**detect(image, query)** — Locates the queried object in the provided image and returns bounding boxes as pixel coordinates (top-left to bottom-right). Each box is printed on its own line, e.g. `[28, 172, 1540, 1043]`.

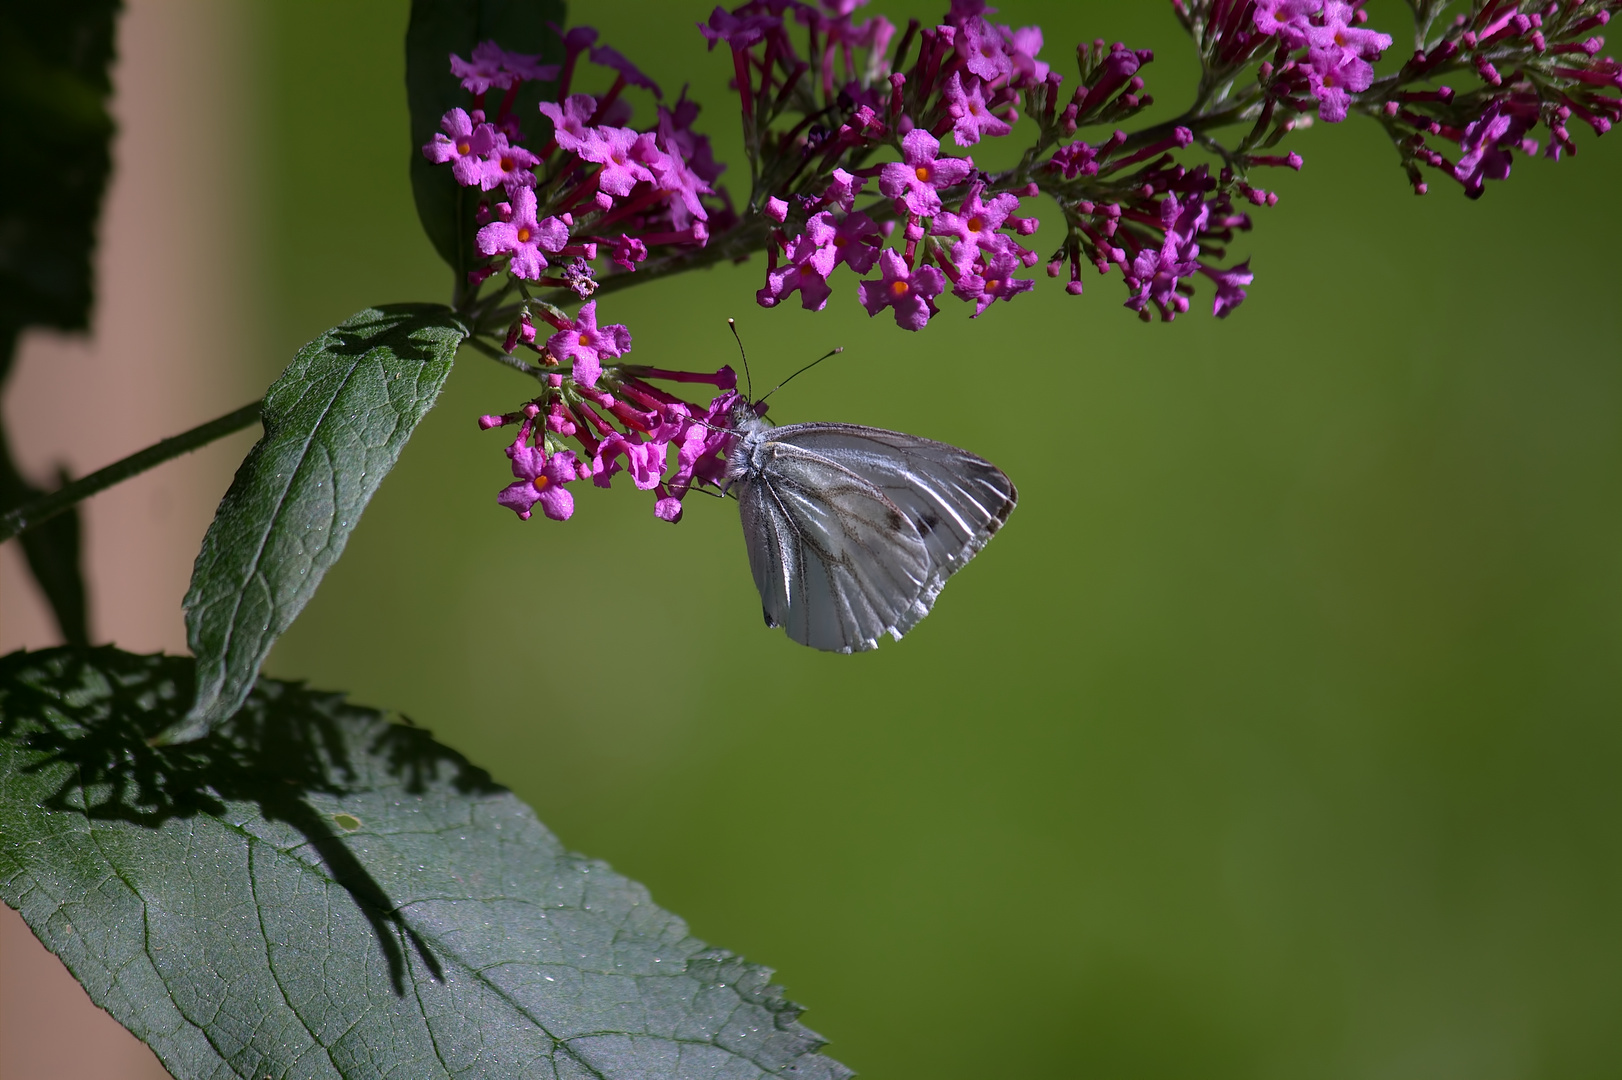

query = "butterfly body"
[725, 406, 1017, 652]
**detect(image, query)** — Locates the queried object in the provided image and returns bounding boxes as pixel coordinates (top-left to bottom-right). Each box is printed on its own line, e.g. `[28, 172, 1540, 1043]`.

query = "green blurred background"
[258, 2, 1622, 1077]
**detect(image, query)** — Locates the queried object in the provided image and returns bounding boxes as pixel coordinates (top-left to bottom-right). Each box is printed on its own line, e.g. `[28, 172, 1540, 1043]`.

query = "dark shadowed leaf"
[0, 446, 88, 645]
[0, 647, 851, 1080]
[0, 2, 119, 334]
[406, 0, 565, 300]
[173, 305, 465, 743]
[0, 3, 120, 642]
[0, 335, 87, 645]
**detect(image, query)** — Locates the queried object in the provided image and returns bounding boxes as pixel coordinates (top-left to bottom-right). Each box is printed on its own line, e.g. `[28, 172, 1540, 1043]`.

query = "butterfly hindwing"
[738, 439, 932, 652]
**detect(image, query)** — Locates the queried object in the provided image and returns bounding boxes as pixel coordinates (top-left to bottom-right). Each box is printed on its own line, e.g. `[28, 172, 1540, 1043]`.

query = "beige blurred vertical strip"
[0, 2, 262, 1078]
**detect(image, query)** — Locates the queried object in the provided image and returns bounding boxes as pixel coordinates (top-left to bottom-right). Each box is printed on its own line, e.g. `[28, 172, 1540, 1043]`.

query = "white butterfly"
[724, 402, 1017, 653]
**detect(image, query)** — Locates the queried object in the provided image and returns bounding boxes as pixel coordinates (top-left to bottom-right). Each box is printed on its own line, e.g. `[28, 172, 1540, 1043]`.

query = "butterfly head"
[728, 397, 771, 437]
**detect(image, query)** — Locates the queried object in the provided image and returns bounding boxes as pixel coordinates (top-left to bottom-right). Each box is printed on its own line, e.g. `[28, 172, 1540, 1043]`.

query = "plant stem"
[0, 401, 263, 544]
[530, 219, 776, 309]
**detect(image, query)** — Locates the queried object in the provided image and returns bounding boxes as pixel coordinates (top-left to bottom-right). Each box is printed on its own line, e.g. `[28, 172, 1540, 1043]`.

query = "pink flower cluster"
[421, 30, 731, 301]
[709, 0, 1267, 324]
[481, 340, 742, 524]
[713, 0, 1054, 330]
[1037, 120, 1264, 321]
[1250, 0, 1394, 122]
[1183, 0, 1621, 200]
[1381, 0, 1622, 196]
[421, 33, 748, 526]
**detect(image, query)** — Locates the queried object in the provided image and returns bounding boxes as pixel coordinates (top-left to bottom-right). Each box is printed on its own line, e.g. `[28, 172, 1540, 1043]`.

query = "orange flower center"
[517, 226, 532, 243]
[456, 140, 473, 155]
[532, 475, 550, 493]
[967, 215, 985, 232]
[915, 165, 932, 182]
[890, 279, 910, 296]
[986, 279, 1000, 291]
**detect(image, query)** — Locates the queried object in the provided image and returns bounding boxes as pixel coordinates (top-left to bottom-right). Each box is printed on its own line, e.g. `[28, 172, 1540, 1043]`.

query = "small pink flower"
[1001, 24, 1048, 84]
[1308, 1, 1393, 61]
[670, 390, 741, 495]
[539, 95, 598, 152]
[879, 129, 975, 216]
[698, 7, 778, 49]
[794, 210, 883, 278]
[823, 167, 865, 211]
[951, 248, 1034, 316]
[498, 443, 579, 521]
[931, 183, 1021, 270]
[1251, 0, 1318, 49]
[1304, 47, 1373, 122]
[653, 490, 684, 522]
[500, 48, 560, 84]
[960, 17, 1012, 83]
[1201, 260, 1253, 318]
[451, 42, 560, 94]
[757, 234, 833, 312]
[857, 249, 947, 331]
[943, 72, 1012, 147]
[593, 432, 667, 490]
[475, 188, 569, 279]
[423, 108, 497, 188]
[648, 121, 712, 227]
[577, 126, 657, 196]
[1049, 141, 1100, 179]
[481, 135, 540, 194]
[546, 301, 632, 388]
[450, 42, 512, 94]
[609, 233, 648, 271]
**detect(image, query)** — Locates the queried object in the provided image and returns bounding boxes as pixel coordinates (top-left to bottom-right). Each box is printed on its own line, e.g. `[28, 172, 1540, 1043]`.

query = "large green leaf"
[0, 647, 852, 1080]
[0, 2, 121, 643]
[406, 0, 565, 299]
[175, 305, 466, 743]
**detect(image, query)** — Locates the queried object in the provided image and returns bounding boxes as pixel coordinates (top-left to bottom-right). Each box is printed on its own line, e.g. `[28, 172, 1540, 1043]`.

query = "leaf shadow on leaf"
[0, 647, 500, 998]
[318, 304, 462, 366]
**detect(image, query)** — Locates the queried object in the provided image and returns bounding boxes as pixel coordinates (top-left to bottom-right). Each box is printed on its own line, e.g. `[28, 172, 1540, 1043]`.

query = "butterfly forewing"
[769, 424, 1018, 586]
[731, 419, 1016, 653]
[738, 440, 932, 652]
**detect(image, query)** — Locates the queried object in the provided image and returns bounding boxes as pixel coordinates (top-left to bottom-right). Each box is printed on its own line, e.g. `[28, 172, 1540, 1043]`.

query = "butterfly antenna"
[728, 318, 753, 401]
[760, 346, 843, 403]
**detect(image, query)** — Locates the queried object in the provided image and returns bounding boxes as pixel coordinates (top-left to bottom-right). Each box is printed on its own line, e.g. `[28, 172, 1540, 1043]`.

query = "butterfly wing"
[737, 440, 933, 653]
[769, 423, 1017, 637]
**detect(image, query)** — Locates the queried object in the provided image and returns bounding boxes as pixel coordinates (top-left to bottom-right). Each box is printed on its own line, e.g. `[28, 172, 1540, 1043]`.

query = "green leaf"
[406, 0, 565, 297]
[0, 646, 853, 1080]
[175, 305, 466, 743]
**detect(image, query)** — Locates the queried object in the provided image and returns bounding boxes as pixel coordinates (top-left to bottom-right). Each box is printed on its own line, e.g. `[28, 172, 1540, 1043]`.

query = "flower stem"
[467, 335, 548, 378]
[0, 401, 263, 544]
